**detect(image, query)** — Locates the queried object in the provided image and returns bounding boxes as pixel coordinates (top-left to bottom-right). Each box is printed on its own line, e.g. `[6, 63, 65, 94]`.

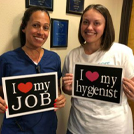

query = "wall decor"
[50, 19, 69, 48]
[25, 0, 53, 11]
[66, 0, 84, 15]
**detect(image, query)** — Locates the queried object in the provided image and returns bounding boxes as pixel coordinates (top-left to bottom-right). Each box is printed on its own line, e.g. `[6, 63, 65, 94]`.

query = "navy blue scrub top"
[0, 47, 62, 134]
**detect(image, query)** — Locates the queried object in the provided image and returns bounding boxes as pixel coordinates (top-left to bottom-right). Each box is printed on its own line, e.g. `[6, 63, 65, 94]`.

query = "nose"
[87, 24, 93, 30]
[37, 27, 44, 34]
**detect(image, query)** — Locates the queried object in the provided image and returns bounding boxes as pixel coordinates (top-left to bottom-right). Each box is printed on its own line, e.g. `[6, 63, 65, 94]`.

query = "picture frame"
[25, 0, 53, 11]
[50, 19, 69, 48]
[66, 0, 84, 15]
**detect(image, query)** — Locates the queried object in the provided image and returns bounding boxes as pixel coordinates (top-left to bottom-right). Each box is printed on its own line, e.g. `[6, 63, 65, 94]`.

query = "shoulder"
[43, 49, 61, 61]
[111, 42, 132, 53]
[0, 48, 21, 61]
[67, 46, 82, 57]
[109, 42, 134, 64]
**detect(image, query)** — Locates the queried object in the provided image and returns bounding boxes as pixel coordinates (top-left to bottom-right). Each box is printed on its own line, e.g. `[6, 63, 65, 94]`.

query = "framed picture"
[25, 0, 53, 11]
[66, 0, 84, 15]
[50, 19, 69, 48]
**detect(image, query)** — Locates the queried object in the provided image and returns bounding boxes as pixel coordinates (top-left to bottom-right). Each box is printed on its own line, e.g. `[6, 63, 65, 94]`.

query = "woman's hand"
[62, 73, 73, 95]
[123, 77, 134, 101]
[0, 96, 7, 113]
[54, 94, 66, 111]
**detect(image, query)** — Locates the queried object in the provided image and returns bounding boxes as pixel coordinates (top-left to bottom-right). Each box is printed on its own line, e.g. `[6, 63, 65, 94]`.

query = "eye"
[32, 23, 40, 28]
[94, 21, 100, 26]
[82, 20, 89, 25]
[43, 25, 50, 31]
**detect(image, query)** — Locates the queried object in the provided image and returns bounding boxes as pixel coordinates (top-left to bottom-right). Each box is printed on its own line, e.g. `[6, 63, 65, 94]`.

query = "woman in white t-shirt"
[62, 4, 134, 134]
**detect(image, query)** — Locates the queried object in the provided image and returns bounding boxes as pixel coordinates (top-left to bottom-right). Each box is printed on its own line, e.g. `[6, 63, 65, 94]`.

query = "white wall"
[0, 0, 123, 134]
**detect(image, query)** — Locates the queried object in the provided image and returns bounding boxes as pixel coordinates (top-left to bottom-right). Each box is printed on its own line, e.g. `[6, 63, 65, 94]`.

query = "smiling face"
[22, 11, 50, 48]
[81, 9, 105, 46]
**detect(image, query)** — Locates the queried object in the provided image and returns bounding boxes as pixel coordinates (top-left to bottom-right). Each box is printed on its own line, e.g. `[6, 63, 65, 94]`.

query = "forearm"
[62, 85, 72, 95]
[123, 77, 134, 101]
[62, 73, 73, 95]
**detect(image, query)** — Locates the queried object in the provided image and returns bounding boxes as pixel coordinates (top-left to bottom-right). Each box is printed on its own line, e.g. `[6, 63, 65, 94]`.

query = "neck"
[25, 45, 42, 51]
[22, 45, 43, 63]
[83, 43, 100, 55]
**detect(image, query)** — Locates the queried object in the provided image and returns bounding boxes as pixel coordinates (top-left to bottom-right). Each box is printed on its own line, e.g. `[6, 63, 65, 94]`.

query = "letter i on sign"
[80, 69, 84, 81]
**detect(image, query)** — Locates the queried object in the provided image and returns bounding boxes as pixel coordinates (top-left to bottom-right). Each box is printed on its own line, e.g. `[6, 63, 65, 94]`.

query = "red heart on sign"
[18, 82, 33, 93]
[85, 71, 99, 82]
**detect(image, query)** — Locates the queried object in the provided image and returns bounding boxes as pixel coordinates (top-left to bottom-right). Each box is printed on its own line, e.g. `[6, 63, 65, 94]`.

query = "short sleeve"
[123, 48, 134, 79]
[56, 55, 62, 79]
[62, 54, 69, 77]
[0, 56, 10, 85]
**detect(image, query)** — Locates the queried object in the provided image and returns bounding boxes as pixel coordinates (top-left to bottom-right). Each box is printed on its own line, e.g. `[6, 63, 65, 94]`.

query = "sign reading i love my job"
[72, 63, 123, 104]
[2, 72, 58, 118]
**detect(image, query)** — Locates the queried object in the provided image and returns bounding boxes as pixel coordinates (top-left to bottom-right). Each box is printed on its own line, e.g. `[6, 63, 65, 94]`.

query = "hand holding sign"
[0, 96, 7, 113]
[123, 78, 134, 101]
[54, 94, 66, 111]
[62, 73, 73, 95]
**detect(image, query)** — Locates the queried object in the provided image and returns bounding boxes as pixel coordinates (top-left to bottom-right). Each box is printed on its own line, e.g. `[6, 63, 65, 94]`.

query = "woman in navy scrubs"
[0, 6, 66, 134]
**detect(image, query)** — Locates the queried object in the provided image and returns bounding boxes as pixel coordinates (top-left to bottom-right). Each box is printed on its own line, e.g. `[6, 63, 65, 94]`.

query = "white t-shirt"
[62, 43, 134, 134]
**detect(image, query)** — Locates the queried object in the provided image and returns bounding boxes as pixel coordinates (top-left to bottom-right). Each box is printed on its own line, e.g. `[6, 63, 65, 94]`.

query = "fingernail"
[55, 99, 57, 102]
[6, 106, 8, 109]
[54, 103, 57, 107]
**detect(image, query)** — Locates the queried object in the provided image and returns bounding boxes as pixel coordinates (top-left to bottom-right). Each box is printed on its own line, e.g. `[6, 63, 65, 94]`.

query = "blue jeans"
[66, 129, 73, 134]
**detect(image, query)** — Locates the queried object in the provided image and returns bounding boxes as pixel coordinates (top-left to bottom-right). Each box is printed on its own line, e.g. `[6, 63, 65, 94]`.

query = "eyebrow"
[32, 21, 50, 25]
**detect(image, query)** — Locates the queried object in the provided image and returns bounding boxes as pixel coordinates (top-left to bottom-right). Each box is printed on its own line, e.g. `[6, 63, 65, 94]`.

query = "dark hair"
[19, 6, 50, 47]
[78, 4, 115, 51]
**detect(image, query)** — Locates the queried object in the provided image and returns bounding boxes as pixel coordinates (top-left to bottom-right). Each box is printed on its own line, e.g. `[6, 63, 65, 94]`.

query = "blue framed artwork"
[25, 0, 53, 11]
[66, 0, 84, 15]
[50, 19, 69, 48]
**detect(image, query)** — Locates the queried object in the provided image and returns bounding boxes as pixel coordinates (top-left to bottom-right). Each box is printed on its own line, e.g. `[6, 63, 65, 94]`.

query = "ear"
[22, 29, 25, 33]
[21, 23, 26, 33]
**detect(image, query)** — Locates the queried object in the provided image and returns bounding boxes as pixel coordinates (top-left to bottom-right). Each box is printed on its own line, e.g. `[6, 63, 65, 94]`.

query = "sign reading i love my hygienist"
[72, 63, 123, 104]
[2, 72, 58, 118]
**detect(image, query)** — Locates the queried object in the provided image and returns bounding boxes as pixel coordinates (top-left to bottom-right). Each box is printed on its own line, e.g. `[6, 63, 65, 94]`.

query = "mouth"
[34, 37, 44, 41]
[86, 32, 96, 36]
